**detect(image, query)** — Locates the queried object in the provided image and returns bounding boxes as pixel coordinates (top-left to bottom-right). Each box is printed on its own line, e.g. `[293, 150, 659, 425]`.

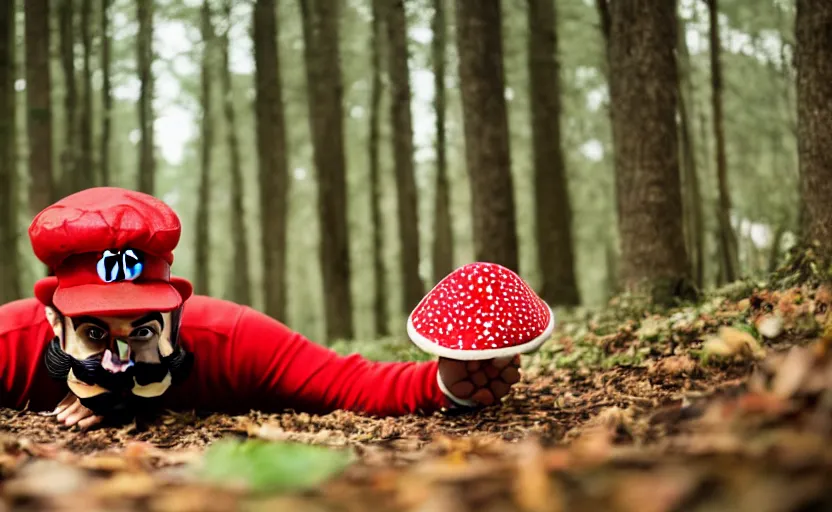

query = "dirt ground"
[4, 284, 832, 512]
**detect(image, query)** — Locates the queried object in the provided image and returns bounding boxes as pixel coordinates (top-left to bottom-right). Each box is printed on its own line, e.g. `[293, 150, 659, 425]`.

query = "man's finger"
[466, 361, 481, 372]
[56, 401, 81, 423]
[64, 404, 95, 427]
[43, 393, 76, 416]
[78, 415, 103, 431]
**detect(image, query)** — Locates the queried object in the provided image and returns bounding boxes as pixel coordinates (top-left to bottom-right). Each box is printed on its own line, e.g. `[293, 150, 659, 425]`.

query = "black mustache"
[79, 392, 167, 425]
[43, 337, 193, 416]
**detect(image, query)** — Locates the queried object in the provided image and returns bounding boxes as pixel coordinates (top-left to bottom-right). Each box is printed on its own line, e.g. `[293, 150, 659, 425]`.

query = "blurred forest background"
[0, 0, 828, 346]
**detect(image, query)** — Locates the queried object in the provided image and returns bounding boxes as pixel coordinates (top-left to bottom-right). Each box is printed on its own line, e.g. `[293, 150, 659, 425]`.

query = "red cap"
[29, 187, 193, 317]
[407, 262, 554, 360]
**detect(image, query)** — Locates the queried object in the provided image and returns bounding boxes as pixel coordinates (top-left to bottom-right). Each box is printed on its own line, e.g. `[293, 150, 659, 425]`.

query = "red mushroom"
[407, 262, 555, 360]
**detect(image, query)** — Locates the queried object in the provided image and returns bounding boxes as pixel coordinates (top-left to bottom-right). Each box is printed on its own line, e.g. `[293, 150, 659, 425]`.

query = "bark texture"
[677, 17, 704, 290]
[253, 0, 290, 321]
[527, 0, 580, 306]
[796, 1, 832, 265]
[221, 0, 252, 307]
[0, 0, 21, 303]
[137, 0, 155, 195]
[100, 0, 112, 186]
[455, 0, 519, 272]
[384, 0, 425, 313]
[431, 0, 454, 284]
[25, 0, 54, 216]
[59, 0, 77, 196]
[706, 0, 739, 284]
[299, 0, 354, 341]
[607, 0, 692, 304]
[79, 0, 94, 189]
[195, 0, 214, 297]
[369, 0, 389, 337]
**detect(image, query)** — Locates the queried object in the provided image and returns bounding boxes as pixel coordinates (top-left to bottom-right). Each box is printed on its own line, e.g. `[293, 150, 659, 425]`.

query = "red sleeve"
[225, 306, 450, 416]
[0, 299, 67, 412]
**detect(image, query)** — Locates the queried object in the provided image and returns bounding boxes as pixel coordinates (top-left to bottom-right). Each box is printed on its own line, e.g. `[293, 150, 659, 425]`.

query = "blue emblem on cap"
[96, 248, 144, 283]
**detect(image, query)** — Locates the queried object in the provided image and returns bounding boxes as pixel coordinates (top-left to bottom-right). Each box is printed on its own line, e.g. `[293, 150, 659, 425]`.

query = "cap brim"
[35, 276, 193, 317]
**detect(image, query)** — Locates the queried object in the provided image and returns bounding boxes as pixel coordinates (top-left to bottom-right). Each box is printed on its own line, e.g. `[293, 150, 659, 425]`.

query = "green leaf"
[197, 439, 355, 493]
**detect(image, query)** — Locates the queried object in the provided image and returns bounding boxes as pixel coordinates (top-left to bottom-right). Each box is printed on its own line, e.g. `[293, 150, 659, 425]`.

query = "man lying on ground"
[0, 188, 551, 429]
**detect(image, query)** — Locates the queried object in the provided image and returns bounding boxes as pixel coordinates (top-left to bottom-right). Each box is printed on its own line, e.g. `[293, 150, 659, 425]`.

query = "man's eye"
[131, 327, 156, 340]
[86, 327, 107, 341]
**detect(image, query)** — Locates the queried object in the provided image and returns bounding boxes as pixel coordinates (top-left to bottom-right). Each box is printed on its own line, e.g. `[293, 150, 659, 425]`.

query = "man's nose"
[112, 338, 131, 363]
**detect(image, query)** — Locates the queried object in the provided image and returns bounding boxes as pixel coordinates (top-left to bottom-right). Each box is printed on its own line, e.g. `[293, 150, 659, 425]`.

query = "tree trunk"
[59, 0, 77, 196]
[768, 224, 785, 273]
[527, 0, 580, 306]
[677, 16, 704, 291]
[0, 0, 21, 303]
[220, 0, 252, 307]
[383, 0, 424, 313]
[78, 0, 94, 189]
[607, 0, 692, 305]
[431, 0, 454, 285]
[253, 0, 290, 321]
[100, 0, 112, 186]
[136, 0, 155, 195]
[299, 0, 354, 341]
[194, 0, 214, 298]
[796, 1, 832, 265]
[455, 0, 519, 272]
[369, 0, 389, 337]
[25, 0, 54, 216]
[706, 0, 739, 284]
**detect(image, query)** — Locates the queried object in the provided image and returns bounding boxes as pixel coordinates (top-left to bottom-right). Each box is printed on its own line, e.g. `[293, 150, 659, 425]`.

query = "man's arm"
[225, 307, 451, 416]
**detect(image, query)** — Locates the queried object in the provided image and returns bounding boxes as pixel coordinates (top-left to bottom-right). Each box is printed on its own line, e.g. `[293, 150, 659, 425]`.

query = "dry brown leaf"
[89, 471, 158, 499]
[770, 347, 814, 398]
[4, 459, 89, 498]
[647, 355, 697, 376]
[78, 454, 135, 472]
[702, 327, 765, 359]
[148, 486, 241, 512]
[512, 440, 562, 512]
[755, 314, 784, 339]
[608, 469, 697, 512]
[411, 487, 468, 512]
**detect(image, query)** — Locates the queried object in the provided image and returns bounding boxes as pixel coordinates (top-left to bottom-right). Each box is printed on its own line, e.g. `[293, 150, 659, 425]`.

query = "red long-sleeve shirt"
[0, 295, 449, 416]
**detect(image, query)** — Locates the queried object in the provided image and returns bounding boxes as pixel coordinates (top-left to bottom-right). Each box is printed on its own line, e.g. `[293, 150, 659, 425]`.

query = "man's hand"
[438, 355, 521, 407]
[48, 392, 103, 429]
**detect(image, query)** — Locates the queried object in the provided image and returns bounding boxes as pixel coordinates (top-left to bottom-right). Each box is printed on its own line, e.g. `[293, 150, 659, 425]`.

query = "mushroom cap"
[407, 262, 555, 360]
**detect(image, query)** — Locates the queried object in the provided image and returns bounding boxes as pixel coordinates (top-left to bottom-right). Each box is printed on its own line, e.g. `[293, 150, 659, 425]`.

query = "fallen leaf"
[648, 355, 697, 376]
[89, 471, 158, 499]
[770, 347, 814, 398]
[197, 438, 355, 493]
[756, 314, 784, 339]
[703, 327, 765, 359]
[512, 440, 562, 512]
[4, 459, 89, 498]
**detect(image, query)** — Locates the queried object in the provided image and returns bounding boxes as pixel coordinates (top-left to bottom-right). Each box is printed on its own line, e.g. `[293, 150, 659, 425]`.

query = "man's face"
[44, 306, 191, 420]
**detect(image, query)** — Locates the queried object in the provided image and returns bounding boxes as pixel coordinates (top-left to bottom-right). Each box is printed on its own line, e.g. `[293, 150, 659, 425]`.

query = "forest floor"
[4, 268, 832, 511]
